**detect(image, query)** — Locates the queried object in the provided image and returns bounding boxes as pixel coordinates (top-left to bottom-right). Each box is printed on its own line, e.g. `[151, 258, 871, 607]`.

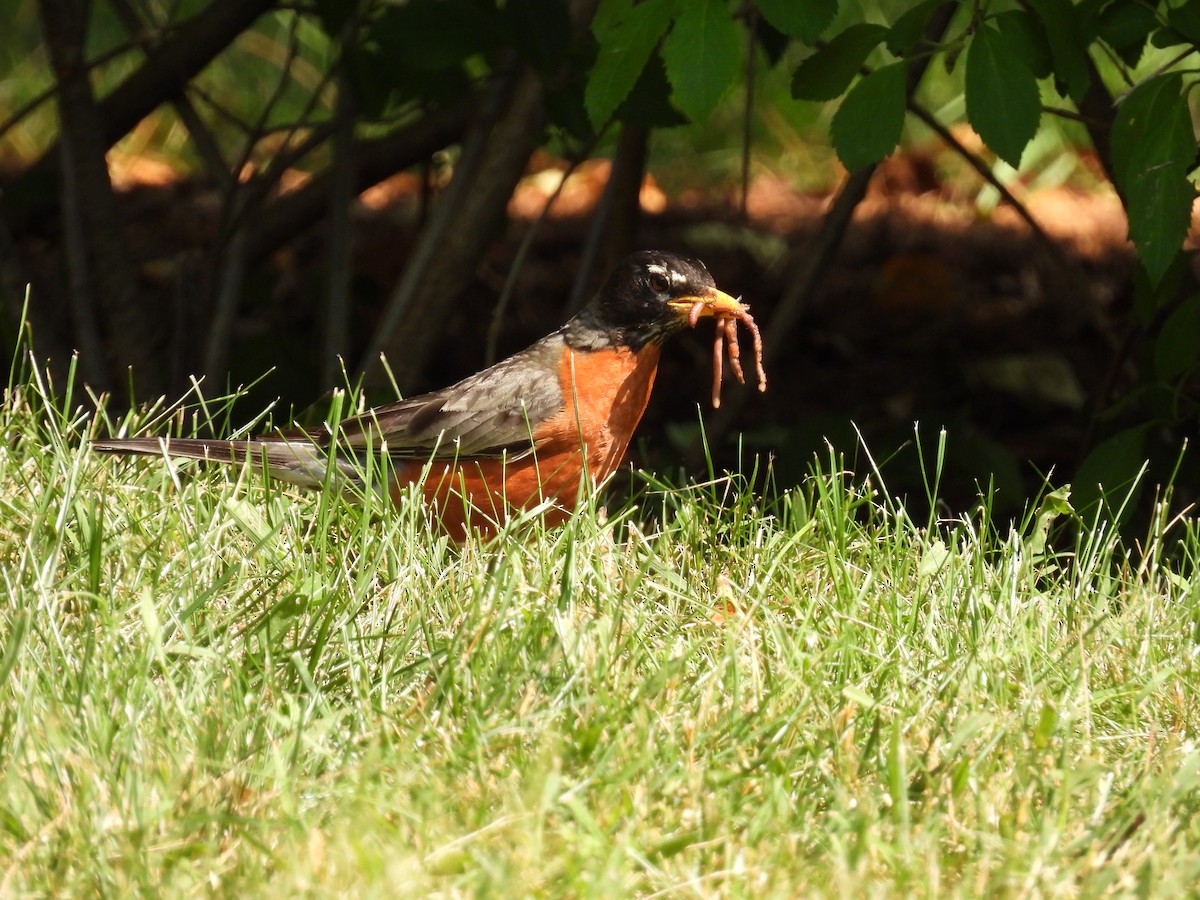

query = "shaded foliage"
[0, 0, 1196, 514]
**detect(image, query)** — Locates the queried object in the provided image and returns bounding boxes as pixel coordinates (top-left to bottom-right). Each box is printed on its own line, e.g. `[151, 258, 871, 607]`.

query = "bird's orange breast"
[389, 344, 662, 539]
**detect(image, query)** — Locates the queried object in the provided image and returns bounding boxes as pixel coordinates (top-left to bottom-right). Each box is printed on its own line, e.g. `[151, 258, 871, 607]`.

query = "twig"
[485, 150, 592, 365]
[219, 13, 305, 236]
[567, 124, 644, 314]
[569, 166, 616, 313]
[1111, 47, 1194, 105]
[56, 136, 108, 389]
[1043, 105, 1098, 125]
[907, 101, 1052, 247]
[106, 0, 233, 188]
[202, 229, 248, 383]
[17, 0, 273, 181]
[243, 103, 470, 263]
[0, 38, 156, 144]
[171, 92, 234, 189]
[323, 68, 356, 388]
[357, 65, 538, 387]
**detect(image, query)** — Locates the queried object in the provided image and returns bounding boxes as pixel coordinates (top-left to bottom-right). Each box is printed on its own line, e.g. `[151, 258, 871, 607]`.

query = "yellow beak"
[667, 287, 747, 319]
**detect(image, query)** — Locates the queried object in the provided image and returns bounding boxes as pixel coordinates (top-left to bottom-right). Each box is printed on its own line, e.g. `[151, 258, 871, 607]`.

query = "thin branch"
[57, 135, 108, 389]
[322, 68, 356, 388]
[243, 101, 471, 263]
[220, 13, 305, 234]
[171, 91, 234, 188]
[566, 123, 642, 314]
[0, 37, 156, 144]
[202, 229, 248, 383]
[20, 0, 274, 179]
[358, 73, 516, 374]
[907, 101, 1052, 247]
[485, 149, 594, 365]
[1111, 46, 1194, 105]
[1042, 105, 1097, 125]
[106, 0, 233, 187]
[359, 65, 547, 389]
[1092, 39, 1136, 89]
[569, 154, 617, 313]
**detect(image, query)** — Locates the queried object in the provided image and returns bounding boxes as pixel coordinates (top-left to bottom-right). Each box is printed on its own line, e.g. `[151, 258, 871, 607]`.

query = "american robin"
[94, 250, 753, 539]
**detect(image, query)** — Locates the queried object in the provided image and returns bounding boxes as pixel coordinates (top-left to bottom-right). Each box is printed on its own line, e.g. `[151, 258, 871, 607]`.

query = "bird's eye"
[648, 271, 670, 294]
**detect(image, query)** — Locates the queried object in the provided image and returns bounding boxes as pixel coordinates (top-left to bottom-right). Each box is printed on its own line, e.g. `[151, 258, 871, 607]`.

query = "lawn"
[2, 365, 1198, 896]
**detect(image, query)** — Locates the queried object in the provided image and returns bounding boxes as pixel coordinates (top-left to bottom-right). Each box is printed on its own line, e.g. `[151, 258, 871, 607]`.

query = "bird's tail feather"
[92, 437, 362, 490]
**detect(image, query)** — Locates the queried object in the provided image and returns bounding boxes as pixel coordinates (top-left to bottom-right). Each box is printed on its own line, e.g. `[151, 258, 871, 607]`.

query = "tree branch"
[15, 0, 273, 194]
[40, 0, 163, 395]
[359, 67, 546, 390]
[244, 101, 472, 263]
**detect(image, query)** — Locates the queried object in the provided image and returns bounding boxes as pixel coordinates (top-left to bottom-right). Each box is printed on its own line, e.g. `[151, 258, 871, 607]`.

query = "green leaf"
[586, 0, 675, 127]
[830, 61, 907, 170]
[1028, 485, 1074, 559]
[991, 10, 1053, 80]
[1155, 293, 1200, 381]
[756, 0, 837, 43]
[1130, 253, 1190, 328]
[791, 23, 888, 101]
[1073, 425, 1152, 519]
[1024, 0, 1091, 100]
[754, 17, 792, 65]
[1032, 703, 1059, 749]
[369, 1, 502, 71]
[887, 0, 943, 56]
[1110, 74, 1196, 285]
[1098, 0, 1159, 66]
[1108, 74, 1195, 204]
[1168, 0, 1200, 44]
[661, 0, 741, 121]
[343, 0, 501, 117]
[615, 52, 688, 128]
[965, 23, 1042, 168]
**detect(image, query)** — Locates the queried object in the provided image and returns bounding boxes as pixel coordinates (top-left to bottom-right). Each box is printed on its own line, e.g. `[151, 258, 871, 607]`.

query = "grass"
[2, 360, 1199, 897]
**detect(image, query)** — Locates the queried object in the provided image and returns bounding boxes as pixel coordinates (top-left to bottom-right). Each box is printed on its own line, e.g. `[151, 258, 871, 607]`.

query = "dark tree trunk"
[39, 0, 164, 396]
[360, 68, 547, 392]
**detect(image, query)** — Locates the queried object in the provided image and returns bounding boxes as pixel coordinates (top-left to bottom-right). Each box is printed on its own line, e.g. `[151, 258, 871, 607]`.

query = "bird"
[94, 250, 755, 540]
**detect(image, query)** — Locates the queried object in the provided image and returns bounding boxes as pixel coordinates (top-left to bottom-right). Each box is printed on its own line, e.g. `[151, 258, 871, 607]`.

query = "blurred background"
[1, 0, 1196, 522]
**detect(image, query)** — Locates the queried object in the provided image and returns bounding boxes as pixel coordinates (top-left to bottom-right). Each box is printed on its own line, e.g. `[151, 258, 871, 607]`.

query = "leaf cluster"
[788, 0, 1199, 288]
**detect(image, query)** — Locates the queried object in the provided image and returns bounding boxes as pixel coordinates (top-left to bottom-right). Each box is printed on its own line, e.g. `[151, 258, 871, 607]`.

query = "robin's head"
[571, 250, 745, 348]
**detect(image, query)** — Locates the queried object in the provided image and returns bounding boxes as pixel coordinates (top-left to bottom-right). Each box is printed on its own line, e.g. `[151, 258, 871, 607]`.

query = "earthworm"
[688, 300, 767, 408]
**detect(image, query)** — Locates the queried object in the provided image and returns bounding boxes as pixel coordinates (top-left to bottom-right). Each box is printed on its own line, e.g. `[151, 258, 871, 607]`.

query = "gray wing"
[334, 332, 566, 459]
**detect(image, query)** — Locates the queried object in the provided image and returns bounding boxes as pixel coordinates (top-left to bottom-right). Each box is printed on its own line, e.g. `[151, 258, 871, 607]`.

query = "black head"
[571, 250, 738, 348]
